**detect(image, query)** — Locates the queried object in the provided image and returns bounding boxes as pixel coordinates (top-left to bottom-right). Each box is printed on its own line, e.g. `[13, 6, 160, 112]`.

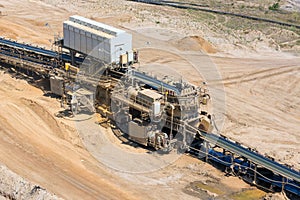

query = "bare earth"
[0, 0, 299, 199]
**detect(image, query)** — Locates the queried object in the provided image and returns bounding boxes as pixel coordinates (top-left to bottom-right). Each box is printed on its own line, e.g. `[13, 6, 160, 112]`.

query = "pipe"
[169, 104, 175, 140]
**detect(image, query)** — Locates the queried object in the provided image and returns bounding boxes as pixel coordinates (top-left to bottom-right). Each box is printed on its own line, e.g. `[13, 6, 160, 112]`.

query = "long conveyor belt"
[0, 37, 84, 64]
[200, 130, 300, 182]
[0, 37, 58, 57]
[182, 123, 300, 183]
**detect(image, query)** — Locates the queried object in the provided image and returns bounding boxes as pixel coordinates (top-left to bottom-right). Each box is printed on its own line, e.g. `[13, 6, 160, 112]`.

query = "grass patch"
[182, 0, 300, 46]
[225, 17, 257, 30]
[289, 26, 300, 36]
[217, 15, 226, 23]
[195, 182, 225, 195]
[183, 0, 300, 26]
[188, 9, 216, 22]
[229, 189, 266, 200]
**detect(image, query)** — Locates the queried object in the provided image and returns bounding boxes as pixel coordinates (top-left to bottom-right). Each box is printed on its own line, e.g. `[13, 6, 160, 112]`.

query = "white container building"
[63, 15, 132, 64]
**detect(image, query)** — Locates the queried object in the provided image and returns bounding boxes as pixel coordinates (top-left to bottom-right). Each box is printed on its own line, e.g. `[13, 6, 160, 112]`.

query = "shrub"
[269, 2, 280, 11]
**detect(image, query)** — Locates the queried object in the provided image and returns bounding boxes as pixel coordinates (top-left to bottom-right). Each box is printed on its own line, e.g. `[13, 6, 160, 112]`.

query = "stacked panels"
[63, 15, 132, 64]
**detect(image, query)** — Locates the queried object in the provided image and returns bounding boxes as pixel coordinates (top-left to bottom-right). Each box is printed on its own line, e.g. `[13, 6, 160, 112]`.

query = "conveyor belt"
[0, 37, 58, 57]
[0, 53, 50, 74]
[198, 130, 300, 182]
[132, 70, 180, 94]
[0, 37, 84, 64]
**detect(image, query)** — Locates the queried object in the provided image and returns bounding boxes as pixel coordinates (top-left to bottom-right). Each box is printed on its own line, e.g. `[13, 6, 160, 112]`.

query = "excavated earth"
[0, 0, 299, 199]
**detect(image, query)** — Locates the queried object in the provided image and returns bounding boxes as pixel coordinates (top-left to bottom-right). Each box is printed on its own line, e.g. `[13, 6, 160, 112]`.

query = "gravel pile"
[0, 165, 62, 200]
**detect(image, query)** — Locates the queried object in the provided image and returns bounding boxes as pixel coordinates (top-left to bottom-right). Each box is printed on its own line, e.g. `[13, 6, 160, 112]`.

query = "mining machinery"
[0, 16, 299, 198]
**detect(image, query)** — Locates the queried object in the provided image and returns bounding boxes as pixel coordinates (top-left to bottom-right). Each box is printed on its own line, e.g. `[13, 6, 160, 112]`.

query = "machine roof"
[64, 21, 114, 39]
[69, 15, 125, 36]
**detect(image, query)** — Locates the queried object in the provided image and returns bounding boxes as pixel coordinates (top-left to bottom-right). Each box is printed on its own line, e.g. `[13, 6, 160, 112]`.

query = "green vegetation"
[269, 2, 280, 11]
[224, 16, 269, 31]
[229, 189, 266, 200]
[290, 12, 300, 23]
[184, 0, 300, 33]
[180, 0, 300, 51]
[188, 9, 216, 22]
[289, 26, 300, 36]
[217, 15, 226, 23]
[184, 0, 300, 26]
[195, 182, 225, 195]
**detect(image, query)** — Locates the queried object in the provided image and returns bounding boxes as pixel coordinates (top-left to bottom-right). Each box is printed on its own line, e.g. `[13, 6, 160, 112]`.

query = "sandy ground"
[0, 71, 143, 199]
[0, 0, 299, 199]
[283, 0, 300, 12]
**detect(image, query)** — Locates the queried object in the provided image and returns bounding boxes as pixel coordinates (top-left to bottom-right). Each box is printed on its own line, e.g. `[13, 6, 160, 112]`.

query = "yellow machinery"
[65, 63, 79, 74]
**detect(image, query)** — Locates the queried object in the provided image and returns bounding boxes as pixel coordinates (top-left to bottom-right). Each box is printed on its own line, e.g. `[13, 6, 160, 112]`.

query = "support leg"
[253, 163, 257, 184]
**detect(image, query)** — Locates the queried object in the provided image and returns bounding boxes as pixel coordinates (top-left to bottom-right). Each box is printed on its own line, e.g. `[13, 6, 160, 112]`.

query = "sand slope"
[0, 72, 140, 199]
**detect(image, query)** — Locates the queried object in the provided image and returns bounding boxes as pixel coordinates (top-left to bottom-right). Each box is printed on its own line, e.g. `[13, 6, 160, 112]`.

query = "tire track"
[210, 65, 300, 86]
